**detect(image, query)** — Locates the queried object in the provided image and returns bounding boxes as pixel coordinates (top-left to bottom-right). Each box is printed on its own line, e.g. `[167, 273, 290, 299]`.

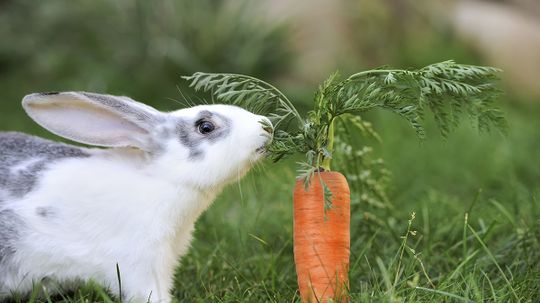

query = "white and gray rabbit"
[0, 92, 273, 302]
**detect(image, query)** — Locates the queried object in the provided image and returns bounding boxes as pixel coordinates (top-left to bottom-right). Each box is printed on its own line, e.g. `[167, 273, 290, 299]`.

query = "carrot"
[294, 171, 350, 303]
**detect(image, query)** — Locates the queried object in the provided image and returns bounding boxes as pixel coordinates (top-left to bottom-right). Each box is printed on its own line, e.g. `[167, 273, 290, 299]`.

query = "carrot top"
[183, 61, 506, 202]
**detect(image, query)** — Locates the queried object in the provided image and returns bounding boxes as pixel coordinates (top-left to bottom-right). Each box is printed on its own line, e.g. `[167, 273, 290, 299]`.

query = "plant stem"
[321, 118, 335, 171]
[346, 69, 405, 81]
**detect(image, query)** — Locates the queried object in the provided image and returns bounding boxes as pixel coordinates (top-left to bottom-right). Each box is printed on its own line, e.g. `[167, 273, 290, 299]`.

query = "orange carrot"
[294, 171, 350, 303]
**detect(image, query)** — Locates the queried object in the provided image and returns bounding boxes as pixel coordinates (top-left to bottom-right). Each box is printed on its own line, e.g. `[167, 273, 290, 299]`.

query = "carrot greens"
[184, 60, 505, 175]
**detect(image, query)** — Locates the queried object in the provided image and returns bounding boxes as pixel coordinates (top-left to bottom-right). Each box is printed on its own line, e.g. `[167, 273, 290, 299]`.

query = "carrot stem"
[321, 119, 335, 171]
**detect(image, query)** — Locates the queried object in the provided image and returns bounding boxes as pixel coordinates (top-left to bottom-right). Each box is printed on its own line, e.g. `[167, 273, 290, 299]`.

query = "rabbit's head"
[22, 92, 273, 189]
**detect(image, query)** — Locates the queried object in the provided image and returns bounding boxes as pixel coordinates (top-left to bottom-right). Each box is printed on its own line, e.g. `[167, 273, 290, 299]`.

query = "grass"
[3, 101, 539, 302]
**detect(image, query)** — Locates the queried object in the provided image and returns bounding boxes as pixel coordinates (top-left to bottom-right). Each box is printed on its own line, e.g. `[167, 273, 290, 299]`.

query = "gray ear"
[22, 92, 163, 150]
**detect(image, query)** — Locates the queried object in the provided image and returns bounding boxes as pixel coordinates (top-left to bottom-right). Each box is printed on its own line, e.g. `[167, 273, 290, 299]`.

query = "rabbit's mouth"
[255, 145, 267, 154]
[255, 134, 272, 154]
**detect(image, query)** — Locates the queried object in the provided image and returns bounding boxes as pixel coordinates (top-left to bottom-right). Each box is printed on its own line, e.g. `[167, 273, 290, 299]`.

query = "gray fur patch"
[176, 111, 231, 159]
[36, 206, 56, 218]
[0, 132, 90, 198]
[0, 209, 23, 266]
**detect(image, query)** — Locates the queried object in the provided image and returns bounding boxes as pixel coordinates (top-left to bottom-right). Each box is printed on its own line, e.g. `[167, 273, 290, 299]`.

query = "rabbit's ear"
[22, 92, 164, 150]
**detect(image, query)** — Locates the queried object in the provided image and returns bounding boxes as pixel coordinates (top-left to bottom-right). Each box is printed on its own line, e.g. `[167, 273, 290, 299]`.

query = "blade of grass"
[415, 286, 476, 303]
[448, 250, 480, 280]
[468, 224, 519, 302]
[489, 199, 517, 229]
[116, 263, 123, 301]
[481, 269, 497, 302]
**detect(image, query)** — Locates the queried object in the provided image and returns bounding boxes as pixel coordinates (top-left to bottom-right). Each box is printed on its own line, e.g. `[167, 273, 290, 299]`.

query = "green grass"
[5, 102, 539, 302]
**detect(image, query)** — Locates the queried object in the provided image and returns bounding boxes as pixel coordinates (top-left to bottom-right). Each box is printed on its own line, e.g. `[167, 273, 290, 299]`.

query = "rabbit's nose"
[260, 117, 274, 135]
[262, 124, 273, 135]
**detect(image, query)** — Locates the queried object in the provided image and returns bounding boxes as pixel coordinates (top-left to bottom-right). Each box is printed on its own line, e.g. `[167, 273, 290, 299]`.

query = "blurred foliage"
[0, 0, 292, 131]
[341, 0, 482, 70]
[278, 0, 492, 113]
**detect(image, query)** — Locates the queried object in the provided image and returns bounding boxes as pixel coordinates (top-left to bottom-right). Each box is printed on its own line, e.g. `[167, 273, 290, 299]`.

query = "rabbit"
[0, 91, 273, 302]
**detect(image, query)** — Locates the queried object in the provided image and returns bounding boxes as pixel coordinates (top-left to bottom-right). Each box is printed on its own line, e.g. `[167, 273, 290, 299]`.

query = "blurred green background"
[1, 0, 539, 302]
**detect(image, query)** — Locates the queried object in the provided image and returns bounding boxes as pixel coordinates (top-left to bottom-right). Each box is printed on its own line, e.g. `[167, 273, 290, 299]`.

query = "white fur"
[0, 92, 272, 302]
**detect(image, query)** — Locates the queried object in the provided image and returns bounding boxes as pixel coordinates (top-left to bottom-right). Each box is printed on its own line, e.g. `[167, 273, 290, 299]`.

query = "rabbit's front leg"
[121, 276, 172, 303]
[117, 252, 178, 303]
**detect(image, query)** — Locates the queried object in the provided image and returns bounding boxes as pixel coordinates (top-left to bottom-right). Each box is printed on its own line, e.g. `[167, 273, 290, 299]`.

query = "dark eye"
[197, 121, 215, 134]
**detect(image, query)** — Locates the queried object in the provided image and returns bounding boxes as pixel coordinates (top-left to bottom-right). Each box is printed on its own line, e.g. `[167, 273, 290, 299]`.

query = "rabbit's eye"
[197, 121, 215, 134]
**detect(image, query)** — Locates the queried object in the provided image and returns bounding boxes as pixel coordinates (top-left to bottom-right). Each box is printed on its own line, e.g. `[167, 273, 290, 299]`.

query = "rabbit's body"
[0, 92, 272, 302]
[0, 133, 208, 300]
